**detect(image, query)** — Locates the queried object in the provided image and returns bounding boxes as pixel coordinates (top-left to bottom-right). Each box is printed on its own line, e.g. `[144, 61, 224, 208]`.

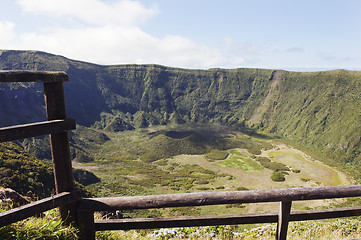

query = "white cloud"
[0, 21, 16, 44]
[8, 0, 248, 69]
[16, 25, 230, 68]
[17, 0, 159, 26]
[221, 37, 234, 47]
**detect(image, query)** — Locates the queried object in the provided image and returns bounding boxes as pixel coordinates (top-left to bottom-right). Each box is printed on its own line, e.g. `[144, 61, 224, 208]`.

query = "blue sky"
[0, 0, 360, 70]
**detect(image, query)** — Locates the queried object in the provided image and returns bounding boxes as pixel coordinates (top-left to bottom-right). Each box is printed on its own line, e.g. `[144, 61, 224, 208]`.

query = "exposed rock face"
[0, 188, 30, 208]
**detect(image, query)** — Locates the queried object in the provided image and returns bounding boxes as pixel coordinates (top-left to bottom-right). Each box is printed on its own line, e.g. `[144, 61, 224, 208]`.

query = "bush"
[140, 152, 159, 162]
[74, 152, 93, 163]
[271, 171, 286, 182]
[247, 147, 262, 155]
[205, 150, 229, 161]
[73, 169, 100, 186]
[194, 180, 209, 185]
[256, 157, 290, 172]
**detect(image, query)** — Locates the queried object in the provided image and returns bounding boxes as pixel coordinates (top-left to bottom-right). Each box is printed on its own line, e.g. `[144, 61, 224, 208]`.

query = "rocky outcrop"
[0, 188, 30, 208]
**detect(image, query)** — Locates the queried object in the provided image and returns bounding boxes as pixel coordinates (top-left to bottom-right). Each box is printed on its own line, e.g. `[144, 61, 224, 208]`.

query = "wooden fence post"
[76, 210, 95, 240]
[276, 201, 292, 240]
[44, 81, 76, 224]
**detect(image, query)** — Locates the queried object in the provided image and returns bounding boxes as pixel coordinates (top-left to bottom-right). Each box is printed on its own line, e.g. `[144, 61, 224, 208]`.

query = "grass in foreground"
[0, 209, 78, 240]
[97, 219, 361, 239]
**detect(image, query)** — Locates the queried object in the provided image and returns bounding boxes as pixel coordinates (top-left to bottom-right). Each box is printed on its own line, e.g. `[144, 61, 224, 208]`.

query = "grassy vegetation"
[1, 51, 361, 184]
[2, 51, 361, 238]
[215, 150, 263, 173]
[255, 156, 291, 182]
[2, 210, 361, 240]
[0, 209, 78, 240]
[271, 171, 286, 182]
[256, 157, 289, 172]
[93, 219, 361, 239]
[204, 150, 229, 161]
[96, 124, 273, 165]
[76, 124, 350, 212]
[87, 156, 224, 199]
[0, 127, 356, 238]
[0, 142, 55, 199]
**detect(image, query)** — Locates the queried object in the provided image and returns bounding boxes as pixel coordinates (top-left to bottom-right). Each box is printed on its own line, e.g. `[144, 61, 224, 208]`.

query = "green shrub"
[301, 178, 311, 182]
[73, 169, 100, 186]
[271, 171, 286, 182]
[256, 157, 290, 172]
[247, 147, 262, 155]
[140, 152, 159, 162]
[0, 142, 55, 198]
[74, 152, 93, 163]
[204, 150, 229, 161]
[194, 180, 209, 185]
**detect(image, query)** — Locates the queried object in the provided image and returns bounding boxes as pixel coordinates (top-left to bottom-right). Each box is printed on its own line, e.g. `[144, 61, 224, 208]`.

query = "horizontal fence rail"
[95, 212, 279, 231]
[76, 185, 361, 240]
[0, 119, 76, 142]
[94, 205, 361, 231]
[77, 185, 361, 211]
[0, 191, 81, 228]
[0, 70, 68, 82]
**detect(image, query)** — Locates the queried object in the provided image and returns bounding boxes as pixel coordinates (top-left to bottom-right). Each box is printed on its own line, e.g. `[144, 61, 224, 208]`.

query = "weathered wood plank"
[277, 201, 292, 240]
[77, 185, 361, 211]
[0, 119, 76, 142]
[0, 191, 81, 228]
[94, 212, 278, 231]
[44, 81, 76, 224]
[77, 211, 95, 240]
[0, 70, 68, 82]
[93, 205, 361, 231]
[290, 206, 361, 221]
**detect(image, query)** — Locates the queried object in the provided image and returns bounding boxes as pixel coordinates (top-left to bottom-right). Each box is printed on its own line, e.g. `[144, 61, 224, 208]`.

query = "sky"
[0, 0, 360, 70]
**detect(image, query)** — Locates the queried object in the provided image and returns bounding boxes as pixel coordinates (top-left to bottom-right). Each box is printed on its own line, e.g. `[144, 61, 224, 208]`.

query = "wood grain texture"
[0, 119, 75, 142]
[0, 70, 68, 82]
[0, 191, 81, 228]
[77, 185, 361, 211]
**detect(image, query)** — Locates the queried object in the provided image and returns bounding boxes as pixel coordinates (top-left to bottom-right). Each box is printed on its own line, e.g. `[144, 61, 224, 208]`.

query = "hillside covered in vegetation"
[0, 50, 360, 175]
[0, 142, 54, 198]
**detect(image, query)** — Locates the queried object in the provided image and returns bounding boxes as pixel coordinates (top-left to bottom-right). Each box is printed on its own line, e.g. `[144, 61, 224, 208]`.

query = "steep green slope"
[0, 141, 93, 198]
[0, 142, 54, 198]
[253, 70, 361, 170]
[1, 50, 361, 173]
[0, 50, 273, 128]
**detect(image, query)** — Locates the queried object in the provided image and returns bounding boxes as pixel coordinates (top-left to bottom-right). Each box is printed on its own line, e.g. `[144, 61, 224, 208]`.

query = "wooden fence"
[1, 70, 361, 240]
[0, 70, 78, 223]
[75, 186, 361, 239]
